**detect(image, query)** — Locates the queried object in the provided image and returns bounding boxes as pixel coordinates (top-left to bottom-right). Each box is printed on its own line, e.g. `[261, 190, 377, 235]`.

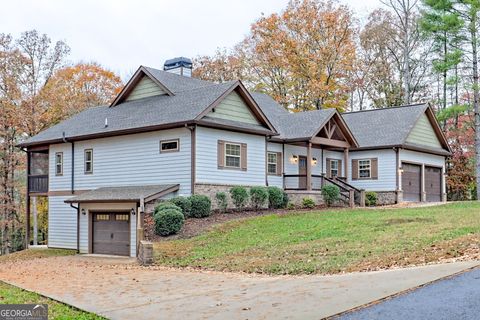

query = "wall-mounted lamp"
[292, 155, 298, 163]
[398, 167, 404, 174]
[81, 208, 86, 215]
[131, 208, 136, 216]
[312, 157, 318, 165]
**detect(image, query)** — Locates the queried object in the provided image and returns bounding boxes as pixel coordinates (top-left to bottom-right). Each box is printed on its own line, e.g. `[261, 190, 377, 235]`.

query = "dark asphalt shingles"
[338, 267, 480, 320]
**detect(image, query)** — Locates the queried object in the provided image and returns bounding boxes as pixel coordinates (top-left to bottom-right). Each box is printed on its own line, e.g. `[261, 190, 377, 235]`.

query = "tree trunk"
[32, 196, 38, 246]
[471, 14, 480, 200]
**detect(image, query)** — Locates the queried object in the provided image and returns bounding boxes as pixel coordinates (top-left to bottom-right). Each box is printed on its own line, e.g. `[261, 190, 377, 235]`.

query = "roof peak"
[343, 103, 427, 115]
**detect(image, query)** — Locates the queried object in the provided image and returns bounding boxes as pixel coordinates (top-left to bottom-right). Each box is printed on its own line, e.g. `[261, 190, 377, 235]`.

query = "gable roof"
[342, 104, 451, 155]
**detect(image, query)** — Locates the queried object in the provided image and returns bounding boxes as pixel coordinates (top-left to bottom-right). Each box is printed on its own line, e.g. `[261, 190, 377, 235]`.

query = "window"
[267, 152, 278, 175]
[225, 143, 241, 168]
[95, 214, 110, 221]
[359, 159, 371, 178]
[160, 139, 179, 153]
[55, 152, 63, 175]
[330, 159, 339, 177]
[84, 149, 93, 174]
[115, 214, 129, 221]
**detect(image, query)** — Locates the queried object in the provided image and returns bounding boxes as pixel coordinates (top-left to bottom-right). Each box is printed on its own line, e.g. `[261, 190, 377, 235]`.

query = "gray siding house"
[19, 57, 451, 257]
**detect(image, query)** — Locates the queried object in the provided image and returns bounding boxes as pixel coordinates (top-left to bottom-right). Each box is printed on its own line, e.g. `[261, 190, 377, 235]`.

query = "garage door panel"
[402, 163, 421, 202]
[93, 213, 130, 256]
[425, 166, 441, 202]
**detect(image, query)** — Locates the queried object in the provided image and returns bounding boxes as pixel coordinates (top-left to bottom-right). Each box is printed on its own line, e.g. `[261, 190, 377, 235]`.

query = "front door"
[299, 156, 307, 189]
[92, 212, 130, 256]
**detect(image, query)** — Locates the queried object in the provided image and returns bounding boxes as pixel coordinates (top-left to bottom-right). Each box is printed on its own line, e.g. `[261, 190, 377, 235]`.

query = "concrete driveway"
[0, 255, 478, 320]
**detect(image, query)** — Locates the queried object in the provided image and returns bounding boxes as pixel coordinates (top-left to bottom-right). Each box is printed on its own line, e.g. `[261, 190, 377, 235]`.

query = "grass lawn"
[154, 202, 480, 275]
[0, 281, 103, 319]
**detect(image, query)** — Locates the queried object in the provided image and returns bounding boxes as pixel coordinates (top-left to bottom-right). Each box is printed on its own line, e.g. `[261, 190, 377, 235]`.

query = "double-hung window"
[358, 159, 371, 178]
[55, 152, 63, 175]
[330, 159, 339, 177]
[225, 143, 241, 168]
[267, 152, 277, 175]
[84, 149, 93, 174]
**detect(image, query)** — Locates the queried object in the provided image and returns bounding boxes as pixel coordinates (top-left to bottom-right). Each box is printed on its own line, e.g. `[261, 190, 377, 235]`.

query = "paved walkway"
[1, 256, 478, 320]
[339, 267, 480, 320]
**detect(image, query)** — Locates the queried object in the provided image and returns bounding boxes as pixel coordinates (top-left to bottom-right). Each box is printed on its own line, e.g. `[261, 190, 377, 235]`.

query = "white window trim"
[160, 139, 180, 153]
[225, 142, 241, 169]
[84, 149, 93, 174]
[358, 159, 371, 179]
[330, 159, 339, 177]
[55, 152, 63, 176]
[267, 152, 277, 175]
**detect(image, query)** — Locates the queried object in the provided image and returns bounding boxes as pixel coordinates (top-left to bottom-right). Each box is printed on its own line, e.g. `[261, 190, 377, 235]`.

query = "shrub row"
[218, 186, 289, 212]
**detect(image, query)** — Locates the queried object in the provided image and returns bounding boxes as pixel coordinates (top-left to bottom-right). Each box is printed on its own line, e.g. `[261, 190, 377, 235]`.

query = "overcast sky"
[2, 0, 382, 80]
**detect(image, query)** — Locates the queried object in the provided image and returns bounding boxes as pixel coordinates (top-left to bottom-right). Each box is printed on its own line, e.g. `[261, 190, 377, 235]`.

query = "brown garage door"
[402, 163, 421, 202]
[93, 212, 130, 256]
[425, 166, 442, 202]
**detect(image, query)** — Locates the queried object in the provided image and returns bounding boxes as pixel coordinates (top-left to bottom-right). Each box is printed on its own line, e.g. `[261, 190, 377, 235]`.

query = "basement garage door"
[93, 213, 130, 256]
[425, 166, 442, 202]
[402, 163, 421, 202]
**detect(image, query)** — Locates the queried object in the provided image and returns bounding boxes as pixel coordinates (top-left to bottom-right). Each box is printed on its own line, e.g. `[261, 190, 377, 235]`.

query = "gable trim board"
[111, 66, 174, 106]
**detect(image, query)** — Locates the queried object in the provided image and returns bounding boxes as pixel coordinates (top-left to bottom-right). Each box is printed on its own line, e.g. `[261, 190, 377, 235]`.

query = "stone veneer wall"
[194, 183, 268, 210]
[374, 191, 397, 205]
[285, 191, 324, 207]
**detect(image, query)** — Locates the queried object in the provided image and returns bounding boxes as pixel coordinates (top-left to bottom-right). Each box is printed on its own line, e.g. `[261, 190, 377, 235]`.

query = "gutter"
[70, 203, 80, 253]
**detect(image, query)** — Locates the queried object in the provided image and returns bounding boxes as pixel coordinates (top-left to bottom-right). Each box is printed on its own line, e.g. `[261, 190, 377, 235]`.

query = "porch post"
[306, 142, 312, 190]
[25, 151, 31, 249]
[343, 148, 349, 181]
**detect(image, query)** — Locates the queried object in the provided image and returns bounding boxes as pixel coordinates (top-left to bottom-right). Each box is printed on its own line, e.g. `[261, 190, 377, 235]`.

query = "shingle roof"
[144, 66, 214, 93]
[342, 104, 428, 148]
[64, 184, 179, 203]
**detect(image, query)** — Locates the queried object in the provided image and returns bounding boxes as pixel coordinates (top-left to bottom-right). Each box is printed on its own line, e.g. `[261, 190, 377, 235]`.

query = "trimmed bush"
[154, 202, 181, 214]
[215, 192, 228, 213]
[189, 195, 212, 218]
[365, 191, 378, 206]
[321, 185, 340, 207]
[250, 186, 268, 209]
[287, 202, 296, 210]
[154, 208, 184, 236]
[302, 197, 315, 209]
[230, 186, 249, 210]
[170, 196, 192, 217]
[267, 186, 284, 209]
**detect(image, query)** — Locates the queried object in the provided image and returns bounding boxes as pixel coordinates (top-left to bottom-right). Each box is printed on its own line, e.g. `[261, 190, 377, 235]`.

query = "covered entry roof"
[64, 184, 179, 203]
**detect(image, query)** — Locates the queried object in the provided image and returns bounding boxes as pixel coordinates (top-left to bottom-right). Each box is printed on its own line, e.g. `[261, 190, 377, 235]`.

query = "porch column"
[306, 142, 312, 190]
[343, 148, 349, 181]
[25, 151, 31, 248]
[421, 164, 426, 202]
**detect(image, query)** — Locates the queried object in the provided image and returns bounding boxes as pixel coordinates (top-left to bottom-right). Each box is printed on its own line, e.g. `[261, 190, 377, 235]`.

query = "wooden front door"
[299, 156, 307, 189]
[92, 212, 130, 256]
[402, 163, 421, 202]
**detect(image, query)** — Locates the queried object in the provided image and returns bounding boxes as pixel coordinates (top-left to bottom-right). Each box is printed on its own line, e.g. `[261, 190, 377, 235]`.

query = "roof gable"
[125, 75, 167, 102]
[206, 91, 261, 125]
[405, 113, 442, 149]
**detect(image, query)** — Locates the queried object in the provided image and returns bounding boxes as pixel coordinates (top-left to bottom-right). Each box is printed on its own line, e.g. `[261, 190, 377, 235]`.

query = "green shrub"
[365, 191, 378, 206]
[282, 191, 289, 208]
[267, 186, 284, 209]
[189, 195, 212, 218]
[215, 192, 228, 213]
[170, 196, 192, 217]
[287, 202, 296, 210]
[302, 197, 316, 209]
[230, 186, 249, 210]
[250, 186, 269, 209]
[321, 185, 340, 207]
[154, 208, 184, 236]
[154, 202, 181, 214]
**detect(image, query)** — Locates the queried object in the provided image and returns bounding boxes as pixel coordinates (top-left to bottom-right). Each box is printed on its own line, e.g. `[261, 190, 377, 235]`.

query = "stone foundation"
[373, 191, 397, 205]
[138, 240, 153, 265]
[194, 183, 268, 210]
[285, 190, 324, 207]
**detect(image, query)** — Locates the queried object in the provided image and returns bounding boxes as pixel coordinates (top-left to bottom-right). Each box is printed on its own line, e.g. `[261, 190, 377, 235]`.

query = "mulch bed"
[146, 205, 329, 241]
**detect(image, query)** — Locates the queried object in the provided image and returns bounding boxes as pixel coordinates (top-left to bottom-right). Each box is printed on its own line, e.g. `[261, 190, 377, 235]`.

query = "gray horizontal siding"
[126, 75, 166, 101]
[48, 196, 77, 249]
[208, 91, 261, 125]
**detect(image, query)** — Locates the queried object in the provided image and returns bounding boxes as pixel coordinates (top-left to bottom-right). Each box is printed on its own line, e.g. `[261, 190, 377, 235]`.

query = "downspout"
[265, 136, 269, 186]
[70, 203, 79, 253]
[282, 143, 285, 189]
[186, 124, 196, 195]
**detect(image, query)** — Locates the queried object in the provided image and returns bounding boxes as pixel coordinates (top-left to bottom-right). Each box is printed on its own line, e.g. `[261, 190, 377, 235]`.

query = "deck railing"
[28, 175, 48, 193]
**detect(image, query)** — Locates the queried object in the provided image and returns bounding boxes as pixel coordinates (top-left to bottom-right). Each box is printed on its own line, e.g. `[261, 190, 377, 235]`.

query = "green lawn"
[154, 202, 480, 275]
[0, 248, 76, 263]
[0, 281, 104, 320]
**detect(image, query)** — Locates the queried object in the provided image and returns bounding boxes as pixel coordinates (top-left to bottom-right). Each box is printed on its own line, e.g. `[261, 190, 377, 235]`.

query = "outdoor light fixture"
[292, 155, 298, 163]
[131, 208, 136, 215]
[81, 208, 86, 215]
[312, 157, 318, 165]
